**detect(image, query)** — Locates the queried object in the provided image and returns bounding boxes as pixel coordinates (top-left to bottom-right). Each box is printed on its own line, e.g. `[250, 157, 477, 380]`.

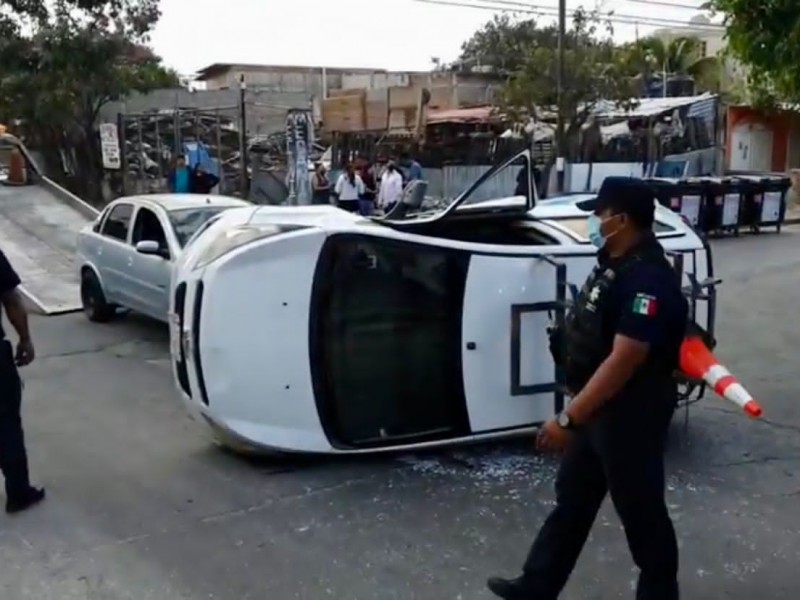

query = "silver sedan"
[76, 194, 250, 323]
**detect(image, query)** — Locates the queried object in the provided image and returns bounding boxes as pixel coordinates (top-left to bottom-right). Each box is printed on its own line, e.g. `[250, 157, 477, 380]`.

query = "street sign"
[99, 123, 121, 170]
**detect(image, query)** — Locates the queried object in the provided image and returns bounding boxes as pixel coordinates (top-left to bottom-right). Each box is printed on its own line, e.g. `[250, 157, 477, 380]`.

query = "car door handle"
[127, 257, 133, 267]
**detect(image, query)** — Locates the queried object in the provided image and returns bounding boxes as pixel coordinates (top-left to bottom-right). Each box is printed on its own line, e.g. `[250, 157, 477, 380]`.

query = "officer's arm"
[0, 251, 31, 344]
[566, 274, 666, 425]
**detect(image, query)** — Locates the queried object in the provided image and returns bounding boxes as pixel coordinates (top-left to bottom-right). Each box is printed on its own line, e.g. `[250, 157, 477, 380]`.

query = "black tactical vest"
[564, 233, 680, 393]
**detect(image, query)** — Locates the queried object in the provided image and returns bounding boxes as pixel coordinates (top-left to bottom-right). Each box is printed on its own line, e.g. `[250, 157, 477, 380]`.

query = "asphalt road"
[2, 227, 800, 600]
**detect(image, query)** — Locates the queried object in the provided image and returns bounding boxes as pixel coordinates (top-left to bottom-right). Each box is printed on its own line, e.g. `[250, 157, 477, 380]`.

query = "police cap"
[576, 176, 655, 228]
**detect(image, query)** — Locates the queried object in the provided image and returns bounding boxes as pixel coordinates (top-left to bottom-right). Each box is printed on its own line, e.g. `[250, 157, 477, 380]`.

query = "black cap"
[576, 176, 656, 227]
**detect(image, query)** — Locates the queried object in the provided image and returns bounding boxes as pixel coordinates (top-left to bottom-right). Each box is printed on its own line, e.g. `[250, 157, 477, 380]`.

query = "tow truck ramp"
[0, 134, 98, 314]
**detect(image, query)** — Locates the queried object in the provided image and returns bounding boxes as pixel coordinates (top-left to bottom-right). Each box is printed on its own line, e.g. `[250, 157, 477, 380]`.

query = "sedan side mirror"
[136, 240, 169, 259]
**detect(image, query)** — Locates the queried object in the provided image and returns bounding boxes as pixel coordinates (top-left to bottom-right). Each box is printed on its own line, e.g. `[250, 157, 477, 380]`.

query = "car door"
[96, 202, 136, 306]
[129, 205, 173, 320]
[460, 247, 597, 433]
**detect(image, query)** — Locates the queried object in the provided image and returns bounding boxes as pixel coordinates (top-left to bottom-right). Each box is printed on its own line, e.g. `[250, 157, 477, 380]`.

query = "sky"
[149, 0, 719, 78]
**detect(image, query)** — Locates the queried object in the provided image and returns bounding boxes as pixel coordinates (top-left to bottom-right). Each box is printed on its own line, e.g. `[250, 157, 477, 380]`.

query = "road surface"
[1, 227, 799, 599]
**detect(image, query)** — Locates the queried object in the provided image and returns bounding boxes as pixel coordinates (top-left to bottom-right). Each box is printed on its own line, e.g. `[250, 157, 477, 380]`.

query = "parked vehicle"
[77, 194, 250, 323]
[169, 151, 715, 455]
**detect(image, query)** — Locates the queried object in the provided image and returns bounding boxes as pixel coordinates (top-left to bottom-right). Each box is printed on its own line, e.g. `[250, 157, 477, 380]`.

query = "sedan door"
[95, 202, 137, 306]
[461, 247, 596, 433]
[128, 205, 173, 320]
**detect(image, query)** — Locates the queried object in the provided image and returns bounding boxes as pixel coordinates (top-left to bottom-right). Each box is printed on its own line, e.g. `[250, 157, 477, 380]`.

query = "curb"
[784, 217, 800, 225]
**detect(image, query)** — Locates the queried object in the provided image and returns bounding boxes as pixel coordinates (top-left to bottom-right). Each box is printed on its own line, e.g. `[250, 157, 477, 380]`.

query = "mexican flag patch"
[632, 293, 657, 316]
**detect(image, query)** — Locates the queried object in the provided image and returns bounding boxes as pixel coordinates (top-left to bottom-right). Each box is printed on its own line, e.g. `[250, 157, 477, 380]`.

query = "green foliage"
[0, 0, 178, 200]
[475, 9, 637, 156]
[709, 0, 800, 103]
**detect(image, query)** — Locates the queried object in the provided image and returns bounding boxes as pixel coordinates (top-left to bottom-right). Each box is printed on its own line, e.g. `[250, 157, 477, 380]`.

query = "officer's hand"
[15, 338, 35, 367]
[536, 419, 572, 453]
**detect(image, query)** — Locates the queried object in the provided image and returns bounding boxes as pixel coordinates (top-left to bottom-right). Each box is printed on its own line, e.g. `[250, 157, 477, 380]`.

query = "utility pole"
[238, 74, 249, 197]
[556, 0, 566, 192]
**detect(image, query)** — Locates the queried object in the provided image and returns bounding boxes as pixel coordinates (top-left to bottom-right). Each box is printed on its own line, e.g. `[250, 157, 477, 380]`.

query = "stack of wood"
[322, 84, 457, 136]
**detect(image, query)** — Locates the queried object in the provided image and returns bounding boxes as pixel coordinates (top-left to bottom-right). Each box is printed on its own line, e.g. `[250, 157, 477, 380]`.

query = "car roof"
[116, 194, 251, 212]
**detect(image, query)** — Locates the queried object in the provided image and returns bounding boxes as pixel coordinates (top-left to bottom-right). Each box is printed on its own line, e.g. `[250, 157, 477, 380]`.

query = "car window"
[168, 207, 231, 247]
[184, 213, 222, 247]
[101, 203, 133, 242]
[132, 207, 169, 249]
[551, 217, 677, 239]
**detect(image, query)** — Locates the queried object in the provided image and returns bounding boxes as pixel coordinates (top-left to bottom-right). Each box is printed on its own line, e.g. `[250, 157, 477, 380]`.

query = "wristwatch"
[556, 411, 576, 430]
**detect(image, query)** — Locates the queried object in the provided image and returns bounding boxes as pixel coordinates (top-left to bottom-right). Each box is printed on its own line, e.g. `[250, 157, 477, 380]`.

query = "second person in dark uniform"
[0, 248, 44, 514]
[488, 177, 688, 600]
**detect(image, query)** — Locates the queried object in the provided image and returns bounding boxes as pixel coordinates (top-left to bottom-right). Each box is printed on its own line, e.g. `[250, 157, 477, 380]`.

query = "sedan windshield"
[169, 207, 231, 247]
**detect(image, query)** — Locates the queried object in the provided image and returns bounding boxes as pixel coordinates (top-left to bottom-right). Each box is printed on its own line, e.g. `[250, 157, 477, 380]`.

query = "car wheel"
[81, 271, 116, 323]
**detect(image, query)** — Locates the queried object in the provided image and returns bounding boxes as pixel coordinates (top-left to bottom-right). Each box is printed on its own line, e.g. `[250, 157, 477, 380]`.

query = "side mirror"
[136, 240, 169, 259]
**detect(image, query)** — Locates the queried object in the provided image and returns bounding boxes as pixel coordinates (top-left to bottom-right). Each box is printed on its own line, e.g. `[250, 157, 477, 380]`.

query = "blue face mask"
[587, 214, 606, 249]
[587, 213, 622, 249]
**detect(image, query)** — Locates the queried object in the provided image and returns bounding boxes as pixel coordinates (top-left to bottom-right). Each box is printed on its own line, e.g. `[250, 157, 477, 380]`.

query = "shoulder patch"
[632, 292, 657, 316]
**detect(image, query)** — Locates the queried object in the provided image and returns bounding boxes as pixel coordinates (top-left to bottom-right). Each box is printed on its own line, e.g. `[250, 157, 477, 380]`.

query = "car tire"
[81, 271, 116, 323]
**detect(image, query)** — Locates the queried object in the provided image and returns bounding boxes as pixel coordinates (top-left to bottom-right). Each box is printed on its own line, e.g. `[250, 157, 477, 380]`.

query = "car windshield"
[375, 152, 533, 222]
[168, 206, 232, 247]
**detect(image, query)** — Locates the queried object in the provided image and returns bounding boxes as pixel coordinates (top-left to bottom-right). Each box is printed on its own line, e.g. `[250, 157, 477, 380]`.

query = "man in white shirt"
[377, 162, 404, 215]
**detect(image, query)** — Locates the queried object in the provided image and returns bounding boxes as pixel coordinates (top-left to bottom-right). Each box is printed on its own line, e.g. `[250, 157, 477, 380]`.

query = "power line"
[617, 0, 706, 10]
[414, 0, 725, 32]
[442, 0, 724, 29]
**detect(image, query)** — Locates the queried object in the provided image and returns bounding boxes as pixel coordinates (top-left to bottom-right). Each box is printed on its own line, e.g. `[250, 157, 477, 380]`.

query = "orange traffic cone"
[680, 335, 762, 418]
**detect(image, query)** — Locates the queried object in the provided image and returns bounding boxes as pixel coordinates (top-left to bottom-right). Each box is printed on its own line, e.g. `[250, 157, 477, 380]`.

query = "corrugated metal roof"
[592, 93, 718, 118]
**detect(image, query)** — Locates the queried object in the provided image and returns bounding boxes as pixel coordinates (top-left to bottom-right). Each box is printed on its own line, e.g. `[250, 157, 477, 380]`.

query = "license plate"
[169, 313, 181, 358]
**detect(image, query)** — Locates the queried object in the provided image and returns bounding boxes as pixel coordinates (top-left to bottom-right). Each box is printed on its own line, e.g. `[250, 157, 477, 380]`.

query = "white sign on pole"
[99, 123, 121, 170]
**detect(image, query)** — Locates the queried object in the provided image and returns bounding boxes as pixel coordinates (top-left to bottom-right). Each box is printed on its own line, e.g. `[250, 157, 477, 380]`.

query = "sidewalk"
[786, 205, 800, 224]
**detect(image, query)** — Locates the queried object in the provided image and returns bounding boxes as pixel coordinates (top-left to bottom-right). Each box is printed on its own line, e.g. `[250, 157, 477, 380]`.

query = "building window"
[700, 41, 708, 57]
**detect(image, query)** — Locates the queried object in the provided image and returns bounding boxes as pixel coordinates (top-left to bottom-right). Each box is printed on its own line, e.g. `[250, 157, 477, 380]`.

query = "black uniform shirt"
[0, 249, 21, 340]
[601, 256, 688, 400]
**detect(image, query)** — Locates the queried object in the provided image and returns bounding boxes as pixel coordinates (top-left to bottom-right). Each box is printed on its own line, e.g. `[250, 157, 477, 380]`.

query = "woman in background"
[312, 163, 331, 205]
[334, 162, 364, 213]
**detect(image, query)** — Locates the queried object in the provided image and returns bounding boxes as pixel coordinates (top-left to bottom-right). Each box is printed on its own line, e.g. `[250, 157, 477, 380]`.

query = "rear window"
[550, 218, 678, 240]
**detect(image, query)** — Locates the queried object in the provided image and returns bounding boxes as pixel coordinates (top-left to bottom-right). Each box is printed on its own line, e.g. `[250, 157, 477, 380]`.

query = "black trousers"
[522, 396, 679, 600]
[0, 340, 31, 500]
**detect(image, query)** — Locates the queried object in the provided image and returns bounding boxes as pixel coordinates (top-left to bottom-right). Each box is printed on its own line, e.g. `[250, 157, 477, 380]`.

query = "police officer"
[0, 248, 45, 514]
[488, 177, 688, 599]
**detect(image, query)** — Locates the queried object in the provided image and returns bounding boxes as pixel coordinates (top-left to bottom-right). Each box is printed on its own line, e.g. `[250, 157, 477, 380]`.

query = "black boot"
[487, 575, 540, 599]
[6, 486, 45, 514]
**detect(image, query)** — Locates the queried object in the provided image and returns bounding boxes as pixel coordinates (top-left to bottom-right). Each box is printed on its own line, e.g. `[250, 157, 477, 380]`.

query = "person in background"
[357, 156, 378, 216]
[399, 151, 423, 182]
[312, 163, 331, 205]
[167, 156, 191, 194]
[378, 161, 404, 215]
[190, 164, 220, 195]
[0, 248, 44, 514]
[374, 153, 388, 184]
[334, 162, 364, 213]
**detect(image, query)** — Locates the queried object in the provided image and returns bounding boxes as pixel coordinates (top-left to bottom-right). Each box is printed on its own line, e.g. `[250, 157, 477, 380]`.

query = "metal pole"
[215, 108, 223, 193]
[238, 74, 249, 197]
[556, 0, 566, 192]
[136, 117, 144, 194]
[154, 116, 163, 189]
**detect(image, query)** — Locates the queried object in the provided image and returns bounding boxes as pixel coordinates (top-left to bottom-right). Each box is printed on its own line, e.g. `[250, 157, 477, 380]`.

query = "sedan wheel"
[81, 273, 116, 323]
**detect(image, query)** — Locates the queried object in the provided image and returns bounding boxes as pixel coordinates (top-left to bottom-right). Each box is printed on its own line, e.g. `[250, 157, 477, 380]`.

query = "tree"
[709, 0, 800, 103]
[498, 9, 637, 161]
[458, 13, 560, 74]
[0, 0, 178, 202]
[616, 36, 722, 94]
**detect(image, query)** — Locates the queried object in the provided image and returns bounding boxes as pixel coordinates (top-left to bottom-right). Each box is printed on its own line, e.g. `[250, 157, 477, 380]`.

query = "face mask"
[587, 214, 621, 249]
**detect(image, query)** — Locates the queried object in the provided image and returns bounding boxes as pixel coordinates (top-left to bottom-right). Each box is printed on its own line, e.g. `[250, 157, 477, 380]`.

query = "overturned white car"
[169, 152, 715, 454]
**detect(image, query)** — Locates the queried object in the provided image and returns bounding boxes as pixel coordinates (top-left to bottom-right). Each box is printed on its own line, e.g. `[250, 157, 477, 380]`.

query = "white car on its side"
[77, 194, 250, 323]
[169, 151, 715, 455]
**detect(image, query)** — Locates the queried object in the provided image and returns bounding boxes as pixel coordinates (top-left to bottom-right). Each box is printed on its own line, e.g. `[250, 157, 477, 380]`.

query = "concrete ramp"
[0, 183, 95, 314]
